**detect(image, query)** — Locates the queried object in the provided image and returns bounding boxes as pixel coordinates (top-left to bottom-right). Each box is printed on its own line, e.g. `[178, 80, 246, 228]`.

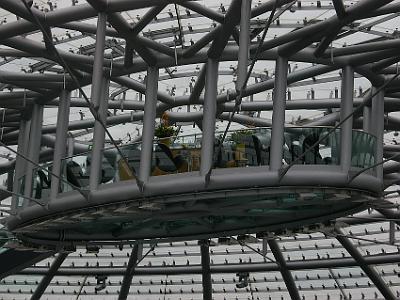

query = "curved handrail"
[29, 127, 377, 200]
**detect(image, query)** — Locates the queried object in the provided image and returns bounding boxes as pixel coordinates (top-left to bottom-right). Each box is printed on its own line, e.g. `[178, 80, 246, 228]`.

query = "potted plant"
[229, 129, 253, 144]
[155, 113, 177, 145]
[229, 130, 254, 163]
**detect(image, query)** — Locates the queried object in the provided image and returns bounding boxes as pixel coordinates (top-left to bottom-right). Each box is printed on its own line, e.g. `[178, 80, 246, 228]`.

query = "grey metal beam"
[104, 11, 158, 66]
[200, 58, 219, 176]
[183, 28, 219, 58]
[314, 0, 396, 57]
[332, 0, 347, 19]
[23, 103, 43, 207]
[112, 76, 173, 104]
[0, 0, 191, 33]
[180, 1, 224, 23]
[340, 66, 354, 173]
[2, 112, 144, 143]
[89, 77, 109, 189]
[200, 240, 212, 300]
[372, 88, 384, 180]
[60, 21, 120, 38]
[1, 33, 382, 92]
[262, 0, 394, 54]
[377, 208, 400, 227]
[131, 5, 166, 36]
[251, 0, 294, 18]
[373, 55, 400, 72]
[118, 243, 142, 300]
[0, 249, 54, 280]
[89, 12, 107, 191]
[50, 90, 71, 200]
[236, 0, 251, 92]
[139, 67, 159, 184]
[322, 39, 400, 58]
[188, 65, 206, 104]
[268, 239, 301, 300]
[123, 41, 134, 68]
[313, 27, 342, 58]
[19, 252, 400, 276]
[270, 56, 288, 171]
[363, 103, 371, 133]
[0, 0, 279, 43]
[30, 253, 68, 300]
[207, 0, 242, 59]
[2, 37, 113, 71]
[335, 228, 396, 300]
[11, 118, 30, 212]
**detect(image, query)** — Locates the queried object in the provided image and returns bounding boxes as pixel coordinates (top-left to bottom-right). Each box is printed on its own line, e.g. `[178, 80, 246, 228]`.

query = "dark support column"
[90, 12, 107, 113]
[340, 66, 354, 173]
[363, 104, 371, 133]
[270, 56, 288, 171]
[50, 90, 71, 199]
[89, 77, 109, 189]
[118, 243, 142, 300]
[200, 58, 219, 176]
[23, 103, 43, 207]
[389, 221, 395, 245]
[12, 119, 30, 212]
[332, 0, 346, 19]
[378, 209, 400, 227]
[188, 65, 206, 105]
[200, 240, 212, 300]
[124, 40, 134, 68]
[67, 135, 74, 158]
[30, 253, 68, 300]
[236, 0, 251, 92]
[268, 239, 301, 300]
[139, 67, 159, 183]
[372, 88, 384, 180]
[6, 170, 13, 192]
[89, 12, 107, 190]
[335, 228, 396, 300]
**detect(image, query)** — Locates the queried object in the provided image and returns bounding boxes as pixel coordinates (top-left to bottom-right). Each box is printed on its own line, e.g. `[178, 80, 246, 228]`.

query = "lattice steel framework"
[0, 0, 399, 299]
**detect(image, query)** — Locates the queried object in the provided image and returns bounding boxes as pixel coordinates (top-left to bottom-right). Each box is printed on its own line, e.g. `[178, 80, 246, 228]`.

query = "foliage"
[154, 124, 177, 138]
[229, 130, 254, 143]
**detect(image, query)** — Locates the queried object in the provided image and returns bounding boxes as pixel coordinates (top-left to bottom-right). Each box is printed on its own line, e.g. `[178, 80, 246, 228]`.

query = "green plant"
[229, 130, 253, 143]
[154, 124, 177, 138]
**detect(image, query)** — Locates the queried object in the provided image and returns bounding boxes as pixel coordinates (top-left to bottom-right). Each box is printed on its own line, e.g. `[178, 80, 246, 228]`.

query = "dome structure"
[0, 0, 399, 299]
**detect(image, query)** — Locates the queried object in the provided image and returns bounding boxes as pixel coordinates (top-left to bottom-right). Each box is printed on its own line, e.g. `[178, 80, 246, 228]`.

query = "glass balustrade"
[60, 154, 92, 191]
[27, 127, 376, 201]
[351, 130, 376, 169]
[16, 175, 25, 207]
[31, 165, 52, 200]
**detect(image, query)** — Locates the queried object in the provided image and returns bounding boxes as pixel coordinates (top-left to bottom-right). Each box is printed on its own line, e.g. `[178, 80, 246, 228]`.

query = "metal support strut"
[340, 65, 354, 173]
[200, 240, 212, 300]
[268, 239, 301, 300]
[89, 12, 107, 190]
[31, 252, 68, 300]
[50, 90, 71, 200]
[118, 243, 143, 300]
[11, 118, 30, 212]
[200, 58, 219, 177]
[139, 67, 159, 184]
[23, 103, 43, 207]
[335, 228, 396, 300]
[372, 87, 384, 180]
[270, 56, 288, 171]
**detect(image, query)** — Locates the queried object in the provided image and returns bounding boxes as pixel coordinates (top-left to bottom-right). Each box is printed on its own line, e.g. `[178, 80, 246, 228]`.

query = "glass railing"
[17, 175, 25, 207]
[60, 154, 91, 191]
[351, 130, 376, 169]
[26, 127, 376, 200]
[31, 167, 51, 200]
